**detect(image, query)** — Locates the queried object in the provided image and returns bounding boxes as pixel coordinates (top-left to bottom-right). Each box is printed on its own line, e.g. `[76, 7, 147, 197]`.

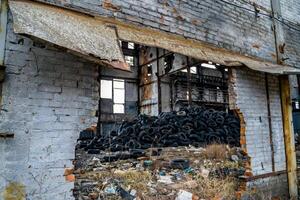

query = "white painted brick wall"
[230, 68, 286, 175]
[0, 15, 98, 199]
[246, 174, 289, 199]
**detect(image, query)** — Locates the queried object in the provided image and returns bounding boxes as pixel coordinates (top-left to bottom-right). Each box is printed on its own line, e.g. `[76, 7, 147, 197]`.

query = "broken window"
[147, 64, 152, 77]
[128, 42, 135, 49]
[125, 56, 135, 67]
[181, 67, 197, 74]
[164, 54, 174, 73]
[113, 79, 125, 114]
[201, 62, 217, 69]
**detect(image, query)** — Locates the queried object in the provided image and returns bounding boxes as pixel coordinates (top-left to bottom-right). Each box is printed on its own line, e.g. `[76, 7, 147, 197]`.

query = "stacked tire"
[79, 107, 240, 152]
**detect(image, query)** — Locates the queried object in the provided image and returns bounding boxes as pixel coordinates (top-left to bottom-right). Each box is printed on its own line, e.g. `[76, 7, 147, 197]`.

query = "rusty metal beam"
[240, 170, 286, 181]
[280, 75, 298, 200]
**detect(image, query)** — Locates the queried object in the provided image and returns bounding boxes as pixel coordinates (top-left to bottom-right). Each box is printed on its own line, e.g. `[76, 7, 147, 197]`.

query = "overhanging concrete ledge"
[9, 0, 129, 71]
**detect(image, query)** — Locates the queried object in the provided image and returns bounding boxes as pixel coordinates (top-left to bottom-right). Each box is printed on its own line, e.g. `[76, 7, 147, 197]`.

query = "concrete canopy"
[9, 0, 300, 74]
[9, 0, 130, 71]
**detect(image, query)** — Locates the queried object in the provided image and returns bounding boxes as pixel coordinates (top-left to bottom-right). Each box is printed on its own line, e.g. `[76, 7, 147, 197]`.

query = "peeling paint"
[102, 0, 121, 11]
[252, 44, 261, 49]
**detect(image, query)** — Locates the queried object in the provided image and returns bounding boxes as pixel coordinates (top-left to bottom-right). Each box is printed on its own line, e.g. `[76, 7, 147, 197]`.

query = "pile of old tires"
[79, 107, 240, 152]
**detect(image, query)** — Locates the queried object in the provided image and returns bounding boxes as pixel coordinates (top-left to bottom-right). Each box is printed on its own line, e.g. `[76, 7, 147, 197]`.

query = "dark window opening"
[147, 64, 152, 77]
[164, 54, 174, 74]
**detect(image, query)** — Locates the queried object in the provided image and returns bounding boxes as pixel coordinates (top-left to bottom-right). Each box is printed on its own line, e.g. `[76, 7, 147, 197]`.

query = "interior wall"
[139, 47, 163, 116]
[0, 14, 98, 200]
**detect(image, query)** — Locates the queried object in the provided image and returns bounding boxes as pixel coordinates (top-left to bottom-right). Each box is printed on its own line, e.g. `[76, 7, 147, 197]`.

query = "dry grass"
[203, 143, 229, 160]
[193, 176, 238, 199]
[88, 170, 153, 194]
[115, 170, 153, 192]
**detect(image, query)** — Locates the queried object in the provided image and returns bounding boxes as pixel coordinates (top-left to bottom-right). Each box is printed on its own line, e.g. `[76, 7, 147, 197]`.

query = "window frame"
[112, 79, 125, 114]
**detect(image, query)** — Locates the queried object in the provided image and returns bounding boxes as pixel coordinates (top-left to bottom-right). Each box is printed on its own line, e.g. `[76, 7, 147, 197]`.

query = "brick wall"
[279, 0, 300, 69]
[280, 0, 300, 23]
[36, 0, 300, 69]
[0, 14, 98, 199]
[1, 0, 298, 198]
[230, 68, 286, 175]
[229, 68, 288, 197]
[37, 0, 277, 63]
[246, 174, 289, 199]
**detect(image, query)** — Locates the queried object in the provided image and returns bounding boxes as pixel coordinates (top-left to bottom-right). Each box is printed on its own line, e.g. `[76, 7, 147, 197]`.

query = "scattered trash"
[158, 175, 174, 184]
[104, 185, 117, 194]
[130, 189, 137, 196]
[200, 168, 210, 178]
[143, 160, 153, 167]
[170, 159, 190, 169]
[116, 185, 135, 200]
[175, 190, 193, 200]
[183, 167, 194, 174]
[231, 154, 239, 162]
[159, 171, 166, 176]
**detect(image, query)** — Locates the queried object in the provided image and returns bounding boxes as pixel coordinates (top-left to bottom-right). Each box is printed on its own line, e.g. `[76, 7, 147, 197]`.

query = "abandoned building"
[1, 0, 300, 199]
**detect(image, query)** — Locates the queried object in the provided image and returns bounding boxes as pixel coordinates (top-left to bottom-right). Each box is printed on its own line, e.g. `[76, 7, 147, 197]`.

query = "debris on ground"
[74, 145, 250, 200]
[73, 107, 248, 199]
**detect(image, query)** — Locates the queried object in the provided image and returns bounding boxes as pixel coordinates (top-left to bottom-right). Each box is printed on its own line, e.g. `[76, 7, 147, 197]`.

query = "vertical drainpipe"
[270, 0, 298, 198]
[97, 66, 102, 137]
[137, 46, 141, 115]
[0, 0, 7, 66]
[156, 48, 162, 114]
[187, 57, 192, 107]
[0, 0, 8, 105]
[265, 73, 275, 172]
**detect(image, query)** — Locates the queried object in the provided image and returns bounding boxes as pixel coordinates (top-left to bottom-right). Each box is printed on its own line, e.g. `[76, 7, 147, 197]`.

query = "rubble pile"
[73, 145, 250, 200]
[78, 107, 240, 154]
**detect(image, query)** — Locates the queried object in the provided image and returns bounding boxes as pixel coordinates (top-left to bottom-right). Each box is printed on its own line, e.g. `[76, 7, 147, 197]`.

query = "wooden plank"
[280, 75, 298, 200]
